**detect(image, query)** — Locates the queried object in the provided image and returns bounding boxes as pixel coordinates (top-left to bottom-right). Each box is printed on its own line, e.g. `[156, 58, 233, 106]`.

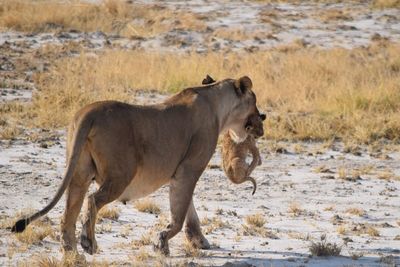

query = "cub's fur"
[221, 112, 265, 195]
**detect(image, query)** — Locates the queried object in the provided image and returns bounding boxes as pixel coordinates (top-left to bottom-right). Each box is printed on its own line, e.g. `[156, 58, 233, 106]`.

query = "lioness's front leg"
[185, 199, 210, 249]
[154, 167, 201, 255]
[154, 131, 216, 255]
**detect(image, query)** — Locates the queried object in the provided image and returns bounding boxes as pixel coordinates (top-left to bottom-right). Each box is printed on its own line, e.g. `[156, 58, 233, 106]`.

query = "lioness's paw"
[199, 237, 211, 249]
[153, 231, 170, 256]
[80, 235, 97, 255]
[188, 235, 210, 249]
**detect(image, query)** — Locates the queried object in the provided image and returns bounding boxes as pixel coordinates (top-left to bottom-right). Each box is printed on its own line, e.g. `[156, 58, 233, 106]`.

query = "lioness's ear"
[202, 74, 216, 85]
[260, 114, 266, 121]
[234, 76, 252, 96]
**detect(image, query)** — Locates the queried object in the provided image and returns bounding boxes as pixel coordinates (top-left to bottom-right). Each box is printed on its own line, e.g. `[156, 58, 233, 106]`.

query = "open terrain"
[0, 0, 400, 266]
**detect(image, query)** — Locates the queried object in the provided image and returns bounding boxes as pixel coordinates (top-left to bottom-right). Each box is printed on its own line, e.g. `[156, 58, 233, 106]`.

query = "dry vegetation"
[134, 198, 161, 214]
[182, 239, 204, 257]
[309, 234, 341, 257]
[372, 0, 400, 8]
[97, 206, 120, 221]
[245, 213, 266, 228]
[241, 213, 277, 239]
[255, 0, 400, 9]
[16, 252, 103, 267]
[202, 216, 230, 234]
[346, 207, 366, 217]
[0, 0, 205, 37]
[288, 202, 303, 216]
[131, 232, 152, 249]
[2, 42, 397, 144]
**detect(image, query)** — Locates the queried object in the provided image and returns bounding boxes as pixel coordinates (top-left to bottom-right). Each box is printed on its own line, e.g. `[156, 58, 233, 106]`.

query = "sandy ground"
[1, 0, 400, 266]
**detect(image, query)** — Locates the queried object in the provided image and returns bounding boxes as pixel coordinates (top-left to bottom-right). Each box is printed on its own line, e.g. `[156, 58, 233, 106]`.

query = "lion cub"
[221, 112, 266, 195]
[201, 74, 265, 195]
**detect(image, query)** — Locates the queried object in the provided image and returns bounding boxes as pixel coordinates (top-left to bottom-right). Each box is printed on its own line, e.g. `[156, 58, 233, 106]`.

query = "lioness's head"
[225, 76, 258, 142]
[245, 112, 266, 138]
[201, 74, 259, 142]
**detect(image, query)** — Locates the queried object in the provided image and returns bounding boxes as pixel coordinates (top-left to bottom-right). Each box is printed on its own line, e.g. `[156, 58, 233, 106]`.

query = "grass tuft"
[309, 234, 341, 257]
[245, 213, 266, 228]
[97, 206, 120, 221]
[15, 219, 54, 245]
[288, 202, 303, 216]
[372, 0, 400, 8]
[182, 239, 204, 257]
[346, 207, 366, 217]
[134, 198, 161, 215]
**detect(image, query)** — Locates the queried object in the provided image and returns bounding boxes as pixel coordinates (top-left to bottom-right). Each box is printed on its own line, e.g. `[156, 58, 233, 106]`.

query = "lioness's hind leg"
[80, 177, 133, 255]
[185, 199, 210, 249]
[61, 149, 93, 253]
[61, 181, 90, 253]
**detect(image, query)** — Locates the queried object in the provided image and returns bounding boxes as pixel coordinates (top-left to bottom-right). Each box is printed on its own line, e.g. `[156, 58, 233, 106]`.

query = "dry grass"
[133, 247, 151, 262]
[0, 102, 25, 139]
[372, 0, 400, 8]
[15, 220, 55, 245]
[346, 207, 366, 217]
[313, 9, 353, 22]
[336, 225, 346, 235]
[366, 226, 380, 237]
[134, 198, 161, 215]
[97, 206, 120, 221]
[211, 28, 279, 42]
[241, 213, 277, 239]
[0, 0, 206, 38]
[324, 205, 335, 211]
[309, 234, 341, 257]
[131, 232, 153, 249]
[0, 124, 23, 139]
[346, 207, 367, 217]
[378, 170, 399, 180]
[0, 0, 134, 34]
[288, 202, 303, 216]
[287, 231, 310, 240]
[16, 252, 99, 267]
[314, 165, 333, 173]
[337, 167, 347, 180]
[5, 43, 400, 144]
[241, 224, 278, 239]
[97, 222, 112, 233]
[203, 217, 230, 234]
[347, 223, 381, 237]
[254, 0, 400, 8]
[337, 167, 361, 181]
[182, 239, 205, 257]
[245, 213, 266, 228]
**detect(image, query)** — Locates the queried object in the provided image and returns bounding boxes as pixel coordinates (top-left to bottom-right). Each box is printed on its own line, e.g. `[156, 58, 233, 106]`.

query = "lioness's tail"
[11, 117, 93, 233]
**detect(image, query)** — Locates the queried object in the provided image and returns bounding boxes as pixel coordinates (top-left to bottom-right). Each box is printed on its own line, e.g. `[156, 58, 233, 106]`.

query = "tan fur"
[221, 113, 264, 195]
[12, 76, 258, 256]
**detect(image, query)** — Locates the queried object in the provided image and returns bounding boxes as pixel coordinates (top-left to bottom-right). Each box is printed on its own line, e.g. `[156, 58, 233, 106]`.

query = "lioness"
[12, 76, 259, 256]
[201, 75, 265, 195]
[221, 112, 266, 195]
